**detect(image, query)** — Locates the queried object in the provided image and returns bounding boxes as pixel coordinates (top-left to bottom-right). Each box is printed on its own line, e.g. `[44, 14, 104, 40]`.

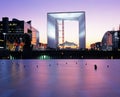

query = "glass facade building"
[101, 30, 120, 51]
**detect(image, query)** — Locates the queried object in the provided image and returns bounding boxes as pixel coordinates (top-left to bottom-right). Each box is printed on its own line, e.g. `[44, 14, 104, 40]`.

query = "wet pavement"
[0, 59, 120, 97]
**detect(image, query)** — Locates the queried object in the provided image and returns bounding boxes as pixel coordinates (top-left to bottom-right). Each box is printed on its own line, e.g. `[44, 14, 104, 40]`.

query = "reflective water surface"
[0, 59, 120, 97]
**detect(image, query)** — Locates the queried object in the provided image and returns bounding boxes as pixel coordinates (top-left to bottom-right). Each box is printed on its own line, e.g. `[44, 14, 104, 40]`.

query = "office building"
[47, 11, 86, 49]
[0, 17, 39, 51]
[101, 30, 120, 51]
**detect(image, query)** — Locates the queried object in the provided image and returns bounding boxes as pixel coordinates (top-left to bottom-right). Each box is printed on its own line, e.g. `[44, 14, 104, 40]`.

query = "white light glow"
[49, 12, 83, 20]
[48, 22, 55, 39]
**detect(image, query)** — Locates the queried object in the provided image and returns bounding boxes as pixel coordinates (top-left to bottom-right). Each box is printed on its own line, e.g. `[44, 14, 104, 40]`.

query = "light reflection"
[0, 59, 120, 97]
[56, 60, 81, 95]
[38, 55, 51, 59]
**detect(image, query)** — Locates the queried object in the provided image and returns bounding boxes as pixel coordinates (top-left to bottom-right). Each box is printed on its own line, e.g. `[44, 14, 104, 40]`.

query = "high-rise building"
[47, 11, 86, 49]
[0, 17, 39, 51]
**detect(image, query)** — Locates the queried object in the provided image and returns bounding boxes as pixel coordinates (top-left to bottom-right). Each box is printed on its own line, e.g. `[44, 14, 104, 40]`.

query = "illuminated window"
[13, 23, 17, 26]
[9, 23, 12, 26]
[0, 24, 3, 26]
[57, 20, 63, 44]
[8, 31, 11, 32]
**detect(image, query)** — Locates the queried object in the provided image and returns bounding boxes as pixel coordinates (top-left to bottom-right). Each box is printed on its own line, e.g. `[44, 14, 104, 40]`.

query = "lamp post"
[3, 33, 6, 49]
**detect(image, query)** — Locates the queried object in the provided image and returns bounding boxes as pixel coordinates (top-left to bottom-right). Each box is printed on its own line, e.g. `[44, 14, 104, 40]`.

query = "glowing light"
[49, 12, 83, 20]
[38, 55, 51, 59]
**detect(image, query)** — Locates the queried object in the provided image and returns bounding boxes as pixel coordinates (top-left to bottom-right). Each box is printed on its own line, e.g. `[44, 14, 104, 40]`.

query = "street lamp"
[3, 33, 6, 49]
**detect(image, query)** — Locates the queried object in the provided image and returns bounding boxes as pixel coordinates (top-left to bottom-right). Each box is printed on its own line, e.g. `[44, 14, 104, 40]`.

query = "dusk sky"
[0, 0, 120, 48]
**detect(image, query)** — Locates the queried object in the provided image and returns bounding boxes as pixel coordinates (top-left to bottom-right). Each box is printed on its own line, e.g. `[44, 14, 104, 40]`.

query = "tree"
[22, 33, 33, 59]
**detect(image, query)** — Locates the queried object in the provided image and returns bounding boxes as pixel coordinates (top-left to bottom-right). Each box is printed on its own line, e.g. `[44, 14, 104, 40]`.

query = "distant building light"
[0, 47, 4, 49]
[13, 23, 17, 26]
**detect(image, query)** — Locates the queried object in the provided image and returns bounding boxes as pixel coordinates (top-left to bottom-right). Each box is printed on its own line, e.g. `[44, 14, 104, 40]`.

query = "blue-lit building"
[0, 17, 39, 50]
[101, 30, 120, 51]
[47, 11, 86, 49]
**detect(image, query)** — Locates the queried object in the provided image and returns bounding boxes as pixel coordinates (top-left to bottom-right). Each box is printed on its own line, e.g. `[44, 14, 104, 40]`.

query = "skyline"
[0, 0, 120, 48]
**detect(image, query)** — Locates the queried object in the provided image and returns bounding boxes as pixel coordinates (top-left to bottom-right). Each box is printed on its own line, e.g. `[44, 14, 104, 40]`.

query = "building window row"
[0, 24, 3, 26]
[9, 23, 17, 26]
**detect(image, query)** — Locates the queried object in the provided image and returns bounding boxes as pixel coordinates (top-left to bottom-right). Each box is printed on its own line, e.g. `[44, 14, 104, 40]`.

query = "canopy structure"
[59, 41, 78, 49]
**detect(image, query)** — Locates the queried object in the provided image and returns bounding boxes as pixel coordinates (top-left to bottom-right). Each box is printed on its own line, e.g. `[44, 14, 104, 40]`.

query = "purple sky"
[0, 0, 120, 48]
